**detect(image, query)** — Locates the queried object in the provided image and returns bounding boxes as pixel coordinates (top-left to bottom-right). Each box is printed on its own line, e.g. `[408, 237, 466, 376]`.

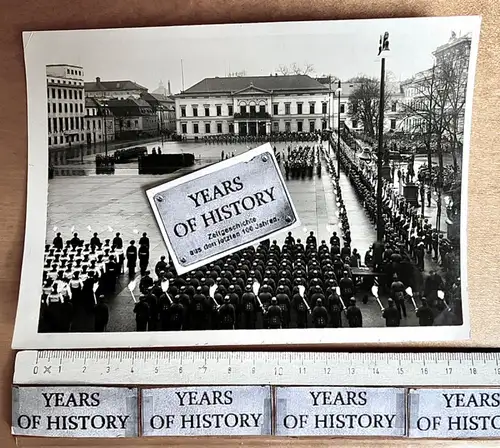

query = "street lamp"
[376, 32, 390, 243]
[101, 100, 109, 158]
[158, 105, 164, 146]
[336, 80, 342, 178]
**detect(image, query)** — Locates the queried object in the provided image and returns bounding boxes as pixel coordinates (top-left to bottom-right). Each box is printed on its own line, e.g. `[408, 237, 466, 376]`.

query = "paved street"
[46, 139, 424, 331]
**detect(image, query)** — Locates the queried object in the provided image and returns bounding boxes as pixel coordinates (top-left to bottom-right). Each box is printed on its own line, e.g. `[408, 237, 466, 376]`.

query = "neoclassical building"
[174, 75, 334, 139]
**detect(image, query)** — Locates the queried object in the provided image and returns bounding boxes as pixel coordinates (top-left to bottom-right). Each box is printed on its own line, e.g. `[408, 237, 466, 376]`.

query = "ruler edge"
[13, 350, 500, 386]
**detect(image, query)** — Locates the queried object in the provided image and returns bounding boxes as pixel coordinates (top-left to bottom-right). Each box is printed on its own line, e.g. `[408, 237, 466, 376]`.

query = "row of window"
[48, 134, 85, 146]
[180, 120, 322, 134]
[47, 87, 83, 100]
[47, 77, 84, 86]
[48, 102, 84, 114]
[48, 117, 85, 133]
[179, 102, 335, 118]
[67, 68, 83, 76]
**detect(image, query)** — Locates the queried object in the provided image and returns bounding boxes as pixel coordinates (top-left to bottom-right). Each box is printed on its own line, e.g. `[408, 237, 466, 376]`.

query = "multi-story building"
[174, 75, 332, 139]
[316, 78, 405, 134]
[106, 98, 158, 140]
[46, 64, 86, 149]
[141, 92, 176, 135]
[84, 77, 148, 100]
[399, 32, 471, 138]
[84, 98, 115, 146]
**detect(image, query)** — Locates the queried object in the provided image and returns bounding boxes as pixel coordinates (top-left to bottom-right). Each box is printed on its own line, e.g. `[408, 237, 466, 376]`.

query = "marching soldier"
[416, 298, 434, 326]
[267, 297, 282, 329]
[139, 270, 154, 294]
[155, 255, 168, 277]
[70, 233, 81, 249]
[328, 294, 343, 328]
[382, 299, 401, 327]
[312, 298, 328, 328]
[191, 286, 208, 330]
[241, 285, 257, 329]
[275, 285, 290, 326]
[94, 295, 109, 332]
[339, 271, 354, 305]
[138, 243, 150, 276]
[53, 232, 64, 250]
[346, 298, 363, 327]
[134, 295, 150, 331]
[390, 274, 407, 319]
[139, 232, 150, 249]
[218, 296, 236, 330]
[126, 240, 138, 278]
[105, 255, 118, 293]
[90, 232, 101, 250]
[168, 295, 185, 331]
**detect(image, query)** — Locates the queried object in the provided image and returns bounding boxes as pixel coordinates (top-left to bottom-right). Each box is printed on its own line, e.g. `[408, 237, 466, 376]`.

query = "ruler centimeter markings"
[14, 351, 500, 386]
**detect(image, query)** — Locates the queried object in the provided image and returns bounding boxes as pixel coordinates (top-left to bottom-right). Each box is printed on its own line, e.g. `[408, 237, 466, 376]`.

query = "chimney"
[96, 77, 101, 84]
[167, 80, 171, 95]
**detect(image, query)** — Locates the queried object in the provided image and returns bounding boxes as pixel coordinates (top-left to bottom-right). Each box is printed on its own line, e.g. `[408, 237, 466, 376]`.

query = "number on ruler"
[421, 367, 428, 375]
[275, 366, 283, 376]
[445, 367, 452, 374]
[299, 367, 306, 375]
[397, 368, 404, 375]
[348, 367, 355, 375]
[470, 367, 477, 375]
[372, 368, 379, 375]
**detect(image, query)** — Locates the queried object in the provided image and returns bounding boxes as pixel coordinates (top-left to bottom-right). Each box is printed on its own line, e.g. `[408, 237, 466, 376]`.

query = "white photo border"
[12, 16, 481, 349]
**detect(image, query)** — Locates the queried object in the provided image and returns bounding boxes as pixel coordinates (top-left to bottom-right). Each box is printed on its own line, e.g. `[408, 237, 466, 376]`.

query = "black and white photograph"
[13, 16, 480, 348]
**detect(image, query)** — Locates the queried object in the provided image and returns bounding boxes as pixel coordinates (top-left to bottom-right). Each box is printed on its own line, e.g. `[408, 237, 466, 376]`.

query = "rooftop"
[180, 75, 329, 95]
[84, 77, 148, 92]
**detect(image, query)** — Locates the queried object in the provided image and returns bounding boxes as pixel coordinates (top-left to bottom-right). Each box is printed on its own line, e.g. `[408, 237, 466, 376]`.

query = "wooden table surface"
[1, 0, 499, 446]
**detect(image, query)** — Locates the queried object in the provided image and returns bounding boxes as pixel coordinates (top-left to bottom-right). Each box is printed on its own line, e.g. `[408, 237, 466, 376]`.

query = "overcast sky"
[27, 16, 477, 93]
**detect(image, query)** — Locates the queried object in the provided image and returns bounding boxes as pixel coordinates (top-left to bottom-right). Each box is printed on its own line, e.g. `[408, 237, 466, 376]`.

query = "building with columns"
[46, 64, 86, 149]
[174, 75, 333, 139]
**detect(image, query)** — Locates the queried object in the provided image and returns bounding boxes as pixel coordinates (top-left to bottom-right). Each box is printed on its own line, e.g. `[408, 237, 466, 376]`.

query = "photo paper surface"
[13, 16, 480, 348]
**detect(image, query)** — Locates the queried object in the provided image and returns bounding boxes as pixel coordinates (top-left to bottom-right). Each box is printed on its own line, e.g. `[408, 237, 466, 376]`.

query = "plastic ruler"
[13, 351, 500, 386]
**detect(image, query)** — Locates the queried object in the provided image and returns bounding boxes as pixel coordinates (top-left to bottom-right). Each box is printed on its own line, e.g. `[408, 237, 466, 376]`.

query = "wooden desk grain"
[0, 0, 499, 446]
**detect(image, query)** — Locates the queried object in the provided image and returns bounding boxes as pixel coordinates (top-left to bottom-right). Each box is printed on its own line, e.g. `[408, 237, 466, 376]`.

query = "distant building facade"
[106, 98, 158, 140]
[400, 32, 471, 139]
[46, 64, 85, 149]
[141, 91, 176, 135]
[174, 75, 333, 139]
[84, 98, 115, 146]
[84, 77, 148, 100]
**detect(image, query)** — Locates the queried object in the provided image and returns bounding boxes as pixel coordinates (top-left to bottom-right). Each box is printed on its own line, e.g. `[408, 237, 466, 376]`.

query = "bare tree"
[276, 65, 290, 76]
[348, 76, 392, 138]
[401, 37, 470, 229]
[276, 63, 315, 76]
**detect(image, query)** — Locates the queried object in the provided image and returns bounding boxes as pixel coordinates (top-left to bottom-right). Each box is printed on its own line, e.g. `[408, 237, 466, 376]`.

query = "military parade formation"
[38, 129, 461, 333]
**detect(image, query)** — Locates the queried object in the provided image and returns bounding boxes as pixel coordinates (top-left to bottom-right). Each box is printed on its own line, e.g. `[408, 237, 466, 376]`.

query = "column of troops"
[135, 232, 365, 332]
[39, 231, 151, 332]
[283, 144, 322, 180]
[335, 142, 462, 326]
